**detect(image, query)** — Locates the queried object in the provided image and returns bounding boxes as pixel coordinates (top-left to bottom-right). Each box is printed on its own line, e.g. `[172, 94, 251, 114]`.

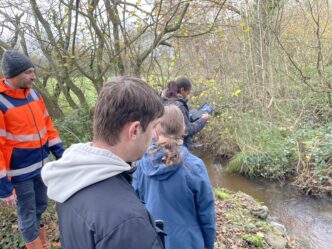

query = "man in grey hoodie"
[41, 76, 165, 249]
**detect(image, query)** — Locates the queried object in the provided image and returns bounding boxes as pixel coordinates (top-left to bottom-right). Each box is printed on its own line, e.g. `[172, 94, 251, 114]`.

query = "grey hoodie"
[41, 142, 131, 203]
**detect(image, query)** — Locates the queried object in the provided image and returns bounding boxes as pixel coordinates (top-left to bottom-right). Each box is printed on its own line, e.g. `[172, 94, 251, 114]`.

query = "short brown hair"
[93, 76, 164, 145]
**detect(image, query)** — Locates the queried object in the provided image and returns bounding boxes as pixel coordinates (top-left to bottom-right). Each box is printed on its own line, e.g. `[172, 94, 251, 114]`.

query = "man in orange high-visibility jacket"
[0, 50, 64, 249]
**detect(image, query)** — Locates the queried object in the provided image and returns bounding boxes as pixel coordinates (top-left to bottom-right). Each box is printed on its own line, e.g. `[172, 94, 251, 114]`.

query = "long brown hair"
[151, 105, 185, 165]
[164, 80, 178, 98]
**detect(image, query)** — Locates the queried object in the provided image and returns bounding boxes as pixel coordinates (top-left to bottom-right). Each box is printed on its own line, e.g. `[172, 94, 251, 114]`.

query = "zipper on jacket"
[24, 89, 44, 168]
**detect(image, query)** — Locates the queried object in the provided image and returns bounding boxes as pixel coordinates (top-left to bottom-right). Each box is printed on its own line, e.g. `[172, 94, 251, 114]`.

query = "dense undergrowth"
[54, 108, 93, 146]
[0, 202, 60, 249]
[189, 77, 331, 197]
[198, 112, 332, 197]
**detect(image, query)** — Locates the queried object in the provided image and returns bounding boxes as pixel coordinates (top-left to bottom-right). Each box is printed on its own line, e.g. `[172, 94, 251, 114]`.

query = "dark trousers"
[13, 175, 48, 243]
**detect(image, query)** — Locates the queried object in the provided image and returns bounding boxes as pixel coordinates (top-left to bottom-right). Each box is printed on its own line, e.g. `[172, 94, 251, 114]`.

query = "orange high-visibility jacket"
[0, 79, 64, 198]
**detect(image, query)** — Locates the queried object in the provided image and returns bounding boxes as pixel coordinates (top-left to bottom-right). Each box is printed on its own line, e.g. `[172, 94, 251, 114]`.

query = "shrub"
[54, 108, 93, 148]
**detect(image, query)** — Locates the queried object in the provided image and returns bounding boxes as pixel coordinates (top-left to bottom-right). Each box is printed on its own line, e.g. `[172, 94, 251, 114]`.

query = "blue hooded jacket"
[133, 145, 216, 249]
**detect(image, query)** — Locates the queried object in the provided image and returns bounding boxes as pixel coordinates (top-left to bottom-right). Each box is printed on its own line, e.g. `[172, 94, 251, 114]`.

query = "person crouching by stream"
[132, 104, 216, 249]
[161, 77, 210, 150]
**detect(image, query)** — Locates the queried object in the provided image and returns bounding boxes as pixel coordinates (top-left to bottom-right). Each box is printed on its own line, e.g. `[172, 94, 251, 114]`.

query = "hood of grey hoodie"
[41, 143, 131, 203]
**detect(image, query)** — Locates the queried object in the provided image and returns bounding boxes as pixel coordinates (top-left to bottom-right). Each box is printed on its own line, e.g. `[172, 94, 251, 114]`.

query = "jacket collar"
[0, 78, 30, 99]
[4, 79, 16, 89]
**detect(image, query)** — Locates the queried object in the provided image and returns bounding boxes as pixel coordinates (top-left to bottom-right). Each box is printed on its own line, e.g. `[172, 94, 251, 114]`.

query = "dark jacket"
[57, 172, 164, 249]
[133, 145, 216, 249]
[160, 92, 207, 150]
[175, 99, 207, 149]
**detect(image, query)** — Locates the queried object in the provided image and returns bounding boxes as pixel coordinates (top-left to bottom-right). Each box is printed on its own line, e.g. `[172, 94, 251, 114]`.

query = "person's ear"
[128, 121, 140, 140]
[155, 126, 161, 136]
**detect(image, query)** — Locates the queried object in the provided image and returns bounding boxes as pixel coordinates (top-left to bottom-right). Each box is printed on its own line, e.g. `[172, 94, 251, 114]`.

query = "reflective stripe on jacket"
[0, 79, 64, 198]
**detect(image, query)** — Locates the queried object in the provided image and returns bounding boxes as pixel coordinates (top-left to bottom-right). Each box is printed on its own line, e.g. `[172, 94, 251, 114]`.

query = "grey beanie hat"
[1, 50, 34, 78]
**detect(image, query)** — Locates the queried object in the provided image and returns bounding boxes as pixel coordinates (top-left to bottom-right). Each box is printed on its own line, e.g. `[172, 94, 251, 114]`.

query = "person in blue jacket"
[161, 78, 210, 150]
[133, 104, 216, 249]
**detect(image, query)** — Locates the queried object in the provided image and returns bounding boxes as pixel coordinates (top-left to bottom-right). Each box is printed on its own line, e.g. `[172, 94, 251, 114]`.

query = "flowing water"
[202, 155, 332, 249]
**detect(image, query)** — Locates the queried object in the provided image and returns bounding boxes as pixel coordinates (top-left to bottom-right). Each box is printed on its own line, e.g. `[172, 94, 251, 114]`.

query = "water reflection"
[202, 155, 332, 249]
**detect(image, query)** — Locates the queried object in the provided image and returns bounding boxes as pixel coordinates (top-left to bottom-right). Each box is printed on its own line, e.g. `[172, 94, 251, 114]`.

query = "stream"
[202, 155, 332, 249]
